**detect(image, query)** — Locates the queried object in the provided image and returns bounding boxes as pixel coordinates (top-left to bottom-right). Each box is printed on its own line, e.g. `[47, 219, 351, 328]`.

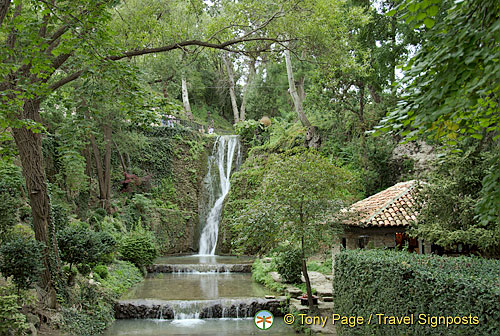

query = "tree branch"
[6, 2, 21, 49]
[0, 0, 10, 28]
[108, 37, 289, 61]
[49, 70, 84, 91]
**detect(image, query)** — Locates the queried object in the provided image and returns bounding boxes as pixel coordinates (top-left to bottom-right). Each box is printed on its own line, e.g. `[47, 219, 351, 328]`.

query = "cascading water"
[198, 135, 241, 255]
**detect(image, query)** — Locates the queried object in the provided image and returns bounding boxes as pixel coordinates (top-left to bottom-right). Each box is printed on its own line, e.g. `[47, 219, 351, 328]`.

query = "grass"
[307, 258, 332, 275]
[251, 259, 285, 293]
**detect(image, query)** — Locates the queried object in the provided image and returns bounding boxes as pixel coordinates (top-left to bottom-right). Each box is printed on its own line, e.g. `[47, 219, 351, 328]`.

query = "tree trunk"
[181, 74, 194, 121]
[284, 49, 310, 127]
[89, 132, 108, 211]
[103, 123, 112, 212]
[222, 52, 240, 124]
[301, 237, 315, 312]
[11, 99, 58, 308]
[83, 143, 93, 189]
[239, 57, 256, 122]
[113, 140, 127, 173]
[358, 82, 368, 168]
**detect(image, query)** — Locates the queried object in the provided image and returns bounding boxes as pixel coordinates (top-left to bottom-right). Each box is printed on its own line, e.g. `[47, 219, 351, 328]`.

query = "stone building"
[332, 180, 431, 258]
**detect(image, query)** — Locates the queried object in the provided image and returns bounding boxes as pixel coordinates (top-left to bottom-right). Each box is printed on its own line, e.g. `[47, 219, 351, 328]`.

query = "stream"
[102, 136, 298, 335]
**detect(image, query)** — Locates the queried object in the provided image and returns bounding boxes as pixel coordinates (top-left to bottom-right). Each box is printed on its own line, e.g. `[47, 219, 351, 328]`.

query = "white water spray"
[199, 135, 241, 255]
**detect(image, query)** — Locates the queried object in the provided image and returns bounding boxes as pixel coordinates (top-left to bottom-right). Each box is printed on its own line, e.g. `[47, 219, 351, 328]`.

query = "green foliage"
[0, 285, 29, 335]
[57, 224, 116, 270]
[234, 119, 266, 146]
[51, 203, 70, 232]
[61, 260, 143, 335]
[410, 150, 499, 254]
[307, 259, 332, 275]
[251, 259, 285, 293]
[93, 265, 109, 280]
[100, 260, 142, 296]
[376, 0, 500, 144]
[100, 260, 143, 297]
[121, 193, 155, 228]
[119, 226, 158, 269]
[61, 280, 115, 336]
[375, 0, 500, 227]
[333, 249, 500, 336]
[275, 247, 303, 284]
[0, 236, 44, 290]
[0, 162, 24, 239]
[227, 149, 361, 255]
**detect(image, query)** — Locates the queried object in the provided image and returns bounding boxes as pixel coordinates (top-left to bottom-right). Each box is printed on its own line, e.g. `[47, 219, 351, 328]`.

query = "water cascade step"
[115, 298, 286, 320]
[147, 263, 252, 273]
[199, 135, 241, 255]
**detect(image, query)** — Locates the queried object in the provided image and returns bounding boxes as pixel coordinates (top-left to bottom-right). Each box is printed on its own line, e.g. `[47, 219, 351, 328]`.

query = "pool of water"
[154, 255, 254, 265]
[121, 273, 274, 301]
[102, 318, 298, 335]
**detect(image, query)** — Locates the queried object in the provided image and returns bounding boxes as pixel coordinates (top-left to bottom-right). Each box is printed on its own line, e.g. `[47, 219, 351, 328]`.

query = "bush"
[61, 280, 114, 336]
[93, 265, 109, 280]
[333, 249, 500, 336]
[119, 229, 157, 269]
[61, 261, 143, 335]
[0, 285, 29, 335]
[0, 162, 24, 239]
[275, 247, 303, 284]
[0, 236, 44, 290]
[57, 224, 116, 270]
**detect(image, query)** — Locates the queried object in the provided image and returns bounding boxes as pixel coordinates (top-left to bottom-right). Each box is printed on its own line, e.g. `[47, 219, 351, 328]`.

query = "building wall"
[344, 226, 402, 249]
[332, 226, 406, 267]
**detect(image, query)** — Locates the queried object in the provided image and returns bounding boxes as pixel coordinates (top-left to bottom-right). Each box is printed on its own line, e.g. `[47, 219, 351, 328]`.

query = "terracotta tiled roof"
[349, 180, 420, 227]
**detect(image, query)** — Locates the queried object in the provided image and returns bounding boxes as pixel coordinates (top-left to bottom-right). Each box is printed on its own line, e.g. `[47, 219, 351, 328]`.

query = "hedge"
[333, 249, 500, 336]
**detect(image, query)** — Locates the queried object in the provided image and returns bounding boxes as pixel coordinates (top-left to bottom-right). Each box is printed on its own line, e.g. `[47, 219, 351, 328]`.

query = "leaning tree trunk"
[239, 57, 256, 122]
[181, 74, 194, 121]
[284, 49, 310, 127]
[301, 237, 315, 312]
[222, 52, 240, 124]
[11, 98, 58, 308]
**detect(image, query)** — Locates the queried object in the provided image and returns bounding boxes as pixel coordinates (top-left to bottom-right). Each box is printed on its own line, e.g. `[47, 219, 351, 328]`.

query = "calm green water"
[102, 318, 297, 335]
[121, 273, 273, 301]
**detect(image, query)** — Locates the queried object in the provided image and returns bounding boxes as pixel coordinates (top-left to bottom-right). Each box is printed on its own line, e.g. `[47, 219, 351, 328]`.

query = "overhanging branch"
[107, 37, 290, 61]
[50, 70, 84, 91]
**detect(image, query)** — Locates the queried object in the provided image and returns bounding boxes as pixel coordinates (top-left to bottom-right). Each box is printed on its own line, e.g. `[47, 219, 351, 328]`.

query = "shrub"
[0, 161, 24, 239]
[93, 265, 109, 280]
[57, 225, 116, 271]
[0, 236, 44, 290]
[0, 285, 29, 335]
[275, 247, 303, 284]
[333, 249, 500, 336]
[119, 229, 157, 269]
[235, 119, 260, 145]
[61, 280, 114, 336]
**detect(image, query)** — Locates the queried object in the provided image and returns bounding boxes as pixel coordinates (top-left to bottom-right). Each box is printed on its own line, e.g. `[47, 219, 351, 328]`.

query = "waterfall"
[198, 135, 241, 255]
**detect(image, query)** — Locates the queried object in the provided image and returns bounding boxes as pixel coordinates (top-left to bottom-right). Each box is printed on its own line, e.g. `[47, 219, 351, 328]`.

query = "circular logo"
[254, 310, 274, 330]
